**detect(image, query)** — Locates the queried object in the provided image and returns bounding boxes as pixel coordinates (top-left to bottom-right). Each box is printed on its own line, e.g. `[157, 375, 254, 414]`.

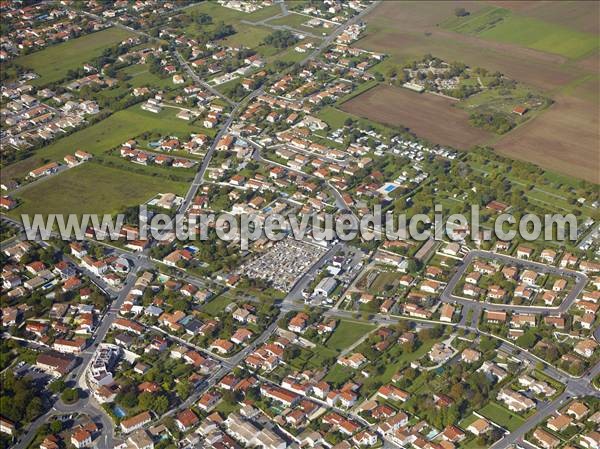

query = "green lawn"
[10, 163, 189, 218]
[478, 401, 526, 431]
[458, 84, 549, 116]
[201, 294, 236, 315]
[3, 105, 211, 181]
[323, 363, 355, 385]
[118, 64, 175, 90]
[443, 7, 598, 59]
[15, 28, 134, 86]
[377, 339, 437, 386]
[324, 320, 377, 351]
[289, 344, 339, 371]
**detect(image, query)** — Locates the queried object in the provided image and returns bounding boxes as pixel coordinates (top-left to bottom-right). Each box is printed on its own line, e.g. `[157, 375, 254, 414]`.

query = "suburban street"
[3, 210, 599, 449]
[2, 1, 598, 448]
[441, 249, 589, 314]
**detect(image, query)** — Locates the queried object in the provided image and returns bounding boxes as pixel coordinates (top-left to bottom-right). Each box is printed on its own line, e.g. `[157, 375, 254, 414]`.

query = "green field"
[443, 7, 598, 59]
[84, 64, 176, 107]
[118, 64, 175, 90]
[323, 363, 355, 385]
[478, 401, 526, 431]
[182, 2, 308, 59]
[369, 271, 399, 292]
[184, 2, 280, 25]
[317, 106, 397, 138]
[324, 320, 376, 351]
[266, 12, 332, 36]
[182, 2, 279, 50]
[289, 344, 339, 371]
[14, 28, 134, 86]
[10, 163, 189, 218]
[201, 294, 236, 316]
[3, 105, 211, 181]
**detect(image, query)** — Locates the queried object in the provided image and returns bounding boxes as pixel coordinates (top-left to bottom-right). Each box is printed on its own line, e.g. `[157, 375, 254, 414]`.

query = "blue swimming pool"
[113, 406, 127, 418]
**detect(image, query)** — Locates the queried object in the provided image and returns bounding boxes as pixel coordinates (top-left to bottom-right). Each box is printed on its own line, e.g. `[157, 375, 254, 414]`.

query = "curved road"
[441, 249, 588, 314]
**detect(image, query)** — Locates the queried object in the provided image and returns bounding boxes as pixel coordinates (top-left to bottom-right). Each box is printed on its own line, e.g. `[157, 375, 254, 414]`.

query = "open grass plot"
[15, 28, 134, 86]
[324, 319, 377, 351]
[3, 105, 210, 181]
[10, 163, 189, 218]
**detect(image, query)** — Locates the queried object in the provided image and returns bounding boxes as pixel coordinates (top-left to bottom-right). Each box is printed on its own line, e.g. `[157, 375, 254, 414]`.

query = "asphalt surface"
[441, 249, 588, 314]
[4, 1, 598, 447]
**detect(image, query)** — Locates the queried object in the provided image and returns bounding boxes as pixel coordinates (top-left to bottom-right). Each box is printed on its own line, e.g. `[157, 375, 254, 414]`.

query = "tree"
[49, 420, 63, 433]
[263, 30, 299, 49]
[153, 395, 169, 415]
[516, 331, 537, 349]
[61, 388, 79, 404]
[138, 392, 154, 410]
[48, 379, 66, 394]
[194, 12, 212, 24]
[26, 397, 43, 421]
[454, 8, 469, 17]
[176, 380, 191, 399]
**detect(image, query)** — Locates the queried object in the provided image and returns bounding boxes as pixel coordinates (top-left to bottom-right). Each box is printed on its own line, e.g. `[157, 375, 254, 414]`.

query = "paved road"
[299, 1, 380, 66]
[9, 3, 598, 447]
[491, 360, 600, 449]
[278, 0, 288, 16]
[177, 112, 235, 215]
[441, 249, 588, 314]
[10, 255, 147, 449]
[175, 50, 237, 107]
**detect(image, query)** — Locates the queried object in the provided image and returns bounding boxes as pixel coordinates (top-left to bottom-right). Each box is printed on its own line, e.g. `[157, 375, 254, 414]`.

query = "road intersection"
[3, 1, 598, 447]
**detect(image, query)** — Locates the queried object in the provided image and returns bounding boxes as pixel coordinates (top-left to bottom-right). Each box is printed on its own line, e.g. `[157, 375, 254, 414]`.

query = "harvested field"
[491, 1, 599, 34]
[494, 94, 599, 183]
[359, 1, 583, 91]
[360, 1, 599, 183]
[341, 84, 491, 149]
[443, 6, 598, 59]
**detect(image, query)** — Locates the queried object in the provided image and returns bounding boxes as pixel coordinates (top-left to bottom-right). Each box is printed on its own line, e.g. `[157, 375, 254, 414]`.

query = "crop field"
[9, 163, 189, 218]
[442, 6, 598, 59]
[2, 105, 209, 182]
[341, 84, 492, 149]
[493, 92, 599, 182]
[359, 2, 580, 91]
[358, 1, 599, 181]
[490, 1, 599, 34]
[14, 27, 134, 86]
